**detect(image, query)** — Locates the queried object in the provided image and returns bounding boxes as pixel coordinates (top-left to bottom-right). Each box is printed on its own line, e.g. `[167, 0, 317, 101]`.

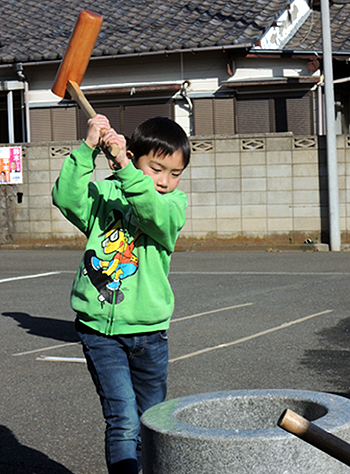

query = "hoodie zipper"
[106, 290, 117, 335]
[105, 214, 132, 335]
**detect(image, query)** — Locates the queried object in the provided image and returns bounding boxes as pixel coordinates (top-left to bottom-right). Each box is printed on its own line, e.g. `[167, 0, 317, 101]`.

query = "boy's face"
[135, 149, 184, 194]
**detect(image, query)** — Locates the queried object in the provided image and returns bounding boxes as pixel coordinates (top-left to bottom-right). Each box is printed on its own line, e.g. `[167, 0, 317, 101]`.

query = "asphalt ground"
[1, 248, 350, 473]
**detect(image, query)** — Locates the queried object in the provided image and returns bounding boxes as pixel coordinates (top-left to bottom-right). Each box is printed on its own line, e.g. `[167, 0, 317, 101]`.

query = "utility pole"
[320, 0, 341, 250]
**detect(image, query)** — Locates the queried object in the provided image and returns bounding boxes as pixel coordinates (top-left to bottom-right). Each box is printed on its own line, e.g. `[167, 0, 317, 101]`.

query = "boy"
[52, 114, 190, 474]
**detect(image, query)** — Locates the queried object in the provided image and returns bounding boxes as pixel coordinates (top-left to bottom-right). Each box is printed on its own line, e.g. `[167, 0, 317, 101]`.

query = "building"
[0, 0, 328, 144]
[2, 0, 350, 245]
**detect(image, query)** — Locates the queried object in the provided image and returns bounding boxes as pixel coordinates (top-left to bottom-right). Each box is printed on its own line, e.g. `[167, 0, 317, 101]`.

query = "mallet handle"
[67, 80, 120, 161]
[278, 408, 350, 466]
[67, 80, 96, 118]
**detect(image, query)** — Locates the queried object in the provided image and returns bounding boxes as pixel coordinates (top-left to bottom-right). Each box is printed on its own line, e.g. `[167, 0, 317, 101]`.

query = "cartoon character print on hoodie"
[83, 209, 142, 305]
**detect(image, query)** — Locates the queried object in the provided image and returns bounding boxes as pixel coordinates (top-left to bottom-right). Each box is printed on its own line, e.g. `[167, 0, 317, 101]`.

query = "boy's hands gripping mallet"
[51, 10, 120, 163]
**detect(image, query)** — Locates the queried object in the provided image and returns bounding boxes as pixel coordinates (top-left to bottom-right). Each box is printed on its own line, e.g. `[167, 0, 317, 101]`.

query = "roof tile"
[0, 0, 293, 64]
[284, 4, 350, 53]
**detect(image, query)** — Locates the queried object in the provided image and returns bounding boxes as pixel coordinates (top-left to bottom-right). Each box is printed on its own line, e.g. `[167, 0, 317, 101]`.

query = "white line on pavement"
[169, 309, 333, 363]
[171, 271, 350, 276]
[0, 271, 75, 284]
[14, 307, 333, 365]
[171, 303, 253, 323]
[36, 356, 86, 363]
[18, 304, 252, 360]
[13, 342, 80, 357]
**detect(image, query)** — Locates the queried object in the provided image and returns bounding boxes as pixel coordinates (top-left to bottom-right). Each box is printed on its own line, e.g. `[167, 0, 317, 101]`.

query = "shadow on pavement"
[0, 425, 73, 473]
[301, 316, 350, 397]
[1, 312, 79, 343]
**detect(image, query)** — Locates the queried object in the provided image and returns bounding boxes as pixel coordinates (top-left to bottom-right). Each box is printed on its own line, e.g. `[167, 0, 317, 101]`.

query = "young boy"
[52, 114, 190, 474]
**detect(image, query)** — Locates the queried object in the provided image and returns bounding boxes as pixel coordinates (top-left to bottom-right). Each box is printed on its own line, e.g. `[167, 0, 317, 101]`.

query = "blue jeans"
[76, 320, 168, 474]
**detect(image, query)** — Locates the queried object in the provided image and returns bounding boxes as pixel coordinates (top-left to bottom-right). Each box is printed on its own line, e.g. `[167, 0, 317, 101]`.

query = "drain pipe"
[13, 63, 31, 142]
[315, 75, 324, 135]
[7, 90, 14, 143]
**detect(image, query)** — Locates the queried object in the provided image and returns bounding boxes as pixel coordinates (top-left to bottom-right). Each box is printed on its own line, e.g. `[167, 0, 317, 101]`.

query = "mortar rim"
[141, 389, 350, 440]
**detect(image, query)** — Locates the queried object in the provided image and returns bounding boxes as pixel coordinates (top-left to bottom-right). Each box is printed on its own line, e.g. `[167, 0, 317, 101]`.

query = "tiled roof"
[284, 3, 350, 53]
[0, 0, 291, 64]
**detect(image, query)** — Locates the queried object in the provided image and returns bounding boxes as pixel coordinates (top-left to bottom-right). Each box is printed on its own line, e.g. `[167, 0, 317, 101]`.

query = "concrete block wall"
[177, 133, 336, 243]
[1, 133, 349, 245]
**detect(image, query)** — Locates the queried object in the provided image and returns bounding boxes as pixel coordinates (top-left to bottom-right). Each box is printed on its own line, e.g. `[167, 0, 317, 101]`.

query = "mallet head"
[52, 10, 103, 99]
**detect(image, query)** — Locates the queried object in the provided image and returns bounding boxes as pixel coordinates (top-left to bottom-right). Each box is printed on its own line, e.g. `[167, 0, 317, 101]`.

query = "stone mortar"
[141, 389, 350, 473]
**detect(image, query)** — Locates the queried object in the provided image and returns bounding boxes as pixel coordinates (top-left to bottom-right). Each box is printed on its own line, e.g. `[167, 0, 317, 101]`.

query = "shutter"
[30, 107, 78, 142]
[123, 102, 173, 138]
[193, 99, 214, 135]
[77, 100, 173, 140]
[274, 93, 312, 135]
[77, 104, 122, 140]
[286, 94, 312, 135]
[236, 98, 271, 134]
[77, 107, 89, 140]
[29, 108, 52, 141]
[94, 105, 121, 133]
[213, 99, 234, 135]
[51, 107, 77, 141]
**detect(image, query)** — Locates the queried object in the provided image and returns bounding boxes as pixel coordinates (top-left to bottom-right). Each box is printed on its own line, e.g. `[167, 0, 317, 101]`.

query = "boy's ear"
[126, 151, 134, 161]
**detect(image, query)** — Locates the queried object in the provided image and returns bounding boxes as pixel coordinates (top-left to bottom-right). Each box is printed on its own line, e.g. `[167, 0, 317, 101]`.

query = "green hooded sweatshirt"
[52, 141, 187, 335]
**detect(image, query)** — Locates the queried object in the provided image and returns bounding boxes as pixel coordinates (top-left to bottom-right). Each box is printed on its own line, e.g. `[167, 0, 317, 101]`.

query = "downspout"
[315, 74, 324, 135]
[7, 90, 14, 143]
[13, 63, 31, 142]
[315, 74, 350, 136]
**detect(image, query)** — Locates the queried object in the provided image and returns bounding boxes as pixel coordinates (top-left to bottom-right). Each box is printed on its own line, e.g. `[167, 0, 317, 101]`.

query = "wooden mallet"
[52, 9, 120, 160]
[278, 408, 350, 466]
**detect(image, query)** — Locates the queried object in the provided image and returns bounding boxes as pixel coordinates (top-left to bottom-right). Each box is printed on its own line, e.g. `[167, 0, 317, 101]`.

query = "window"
[193, 99, 234, 135]
[236, 98, 271, 134]
[29, 99, 174, 143]
[30, 107, 76, 142]
[123, 102, 173, 138]
[237, 93, 313, 135]
[77, 98, 174, 139]
[0, 91, 25, 144]
[193, 92, 314, 136]
[274, 95, 313, 135]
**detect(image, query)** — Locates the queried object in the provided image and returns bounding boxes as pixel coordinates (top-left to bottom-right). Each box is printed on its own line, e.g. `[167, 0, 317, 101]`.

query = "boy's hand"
[100, 128, 129, 169]
[85, 114, 110, 149]
[85, 115, 129, 169]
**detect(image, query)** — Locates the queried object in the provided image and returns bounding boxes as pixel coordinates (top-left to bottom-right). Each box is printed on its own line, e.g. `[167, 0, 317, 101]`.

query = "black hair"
[128, 117, 190, 169]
